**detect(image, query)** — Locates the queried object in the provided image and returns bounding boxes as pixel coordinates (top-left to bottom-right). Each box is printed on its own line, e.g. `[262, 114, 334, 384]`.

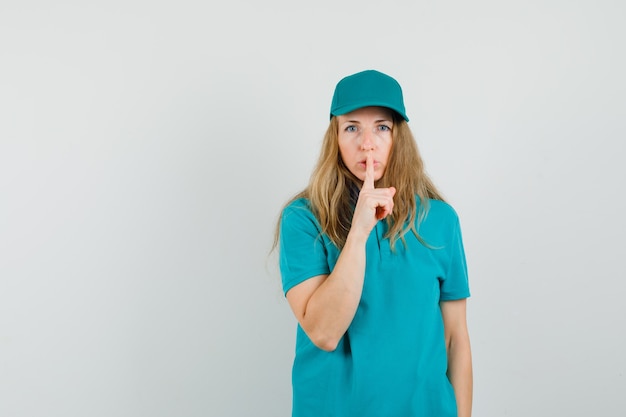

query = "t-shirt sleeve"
[279, 201, 331, 295]
[439, 213, 471, 301]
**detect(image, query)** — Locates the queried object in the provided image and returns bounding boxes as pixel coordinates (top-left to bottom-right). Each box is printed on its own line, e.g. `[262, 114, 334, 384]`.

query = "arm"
[441, 298, 473, 417]
[285, 153, 395, 352]
[285, 231, 367, 352]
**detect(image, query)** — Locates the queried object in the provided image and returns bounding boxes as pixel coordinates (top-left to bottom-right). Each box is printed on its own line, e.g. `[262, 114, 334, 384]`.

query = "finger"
[375, 191, 395, 220]
[363, 152, 375, 190]
[375, 206, 386, 220]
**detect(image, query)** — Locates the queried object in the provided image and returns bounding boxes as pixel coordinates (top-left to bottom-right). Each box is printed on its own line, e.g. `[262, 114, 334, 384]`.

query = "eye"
[378, 125, 391, 132]
[345, 125, 357, 133]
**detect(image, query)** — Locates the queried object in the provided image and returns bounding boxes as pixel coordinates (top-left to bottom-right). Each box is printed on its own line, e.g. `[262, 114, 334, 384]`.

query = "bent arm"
[285, 230, 368, 352]
[285, 153, 395, 352]
[441, 298, 473, 417]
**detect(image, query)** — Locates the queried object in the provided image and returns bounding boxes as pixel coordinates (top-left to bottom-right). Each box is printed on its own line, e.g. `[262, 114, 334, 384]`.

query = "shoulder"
[423, 199, 460, 224]
[416, 198, 462, 241]
[283, 197, 311, 211]
[281, 198, 321, 231]
[282, 197, 314, 219]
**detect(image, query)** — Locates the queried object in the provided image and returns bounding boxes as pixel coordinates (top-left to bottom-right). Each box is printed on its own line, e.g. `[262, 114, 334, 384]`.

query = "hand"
[351, 153, 396, 238]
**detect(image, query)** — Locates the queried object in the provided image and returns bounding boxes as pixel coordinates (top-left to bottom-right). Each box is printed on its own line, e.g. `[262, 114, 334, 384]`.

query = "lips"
[359, 160, 378, 167]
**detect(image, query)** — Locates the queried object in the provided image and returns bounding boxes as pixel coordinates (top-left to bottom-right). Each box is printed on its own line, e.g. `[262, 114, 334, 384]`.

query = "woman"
[275, 70, 472, 417]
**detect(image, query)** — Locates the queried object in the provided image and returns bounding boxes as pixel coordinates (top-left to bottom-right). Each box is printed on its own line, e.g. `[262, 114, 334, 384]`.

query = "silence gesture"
[351, 152, 396, 239]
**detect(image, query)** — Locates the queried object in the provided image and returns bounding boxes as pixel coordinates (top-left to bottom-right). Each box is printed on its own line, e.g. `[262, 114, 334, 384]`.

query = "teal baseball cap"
[330, 70, 409, 122]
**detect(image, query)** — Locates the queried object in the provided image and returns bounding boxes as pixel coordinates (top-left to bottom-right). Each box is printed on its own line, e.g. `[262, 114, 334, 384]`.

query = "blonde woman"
[275, 70, 472, 417]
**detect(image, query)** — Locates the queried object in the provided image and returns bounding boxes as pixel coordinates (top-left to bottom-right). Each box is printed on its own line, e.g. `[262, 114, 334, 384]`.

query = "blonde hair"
[274, 113, 444, 251]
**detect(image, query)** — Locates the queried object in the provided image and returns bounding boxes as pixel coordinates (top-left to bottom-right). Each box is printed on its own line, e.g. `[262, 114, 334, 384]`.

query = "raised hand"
[351, 152, 396, 239]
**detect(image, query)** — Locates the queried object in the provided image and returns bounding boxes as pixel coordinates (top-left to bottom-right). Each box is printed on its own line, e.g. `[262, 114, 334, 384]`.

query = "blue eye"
[378, 125, 391, 132]
[346, 125, 357, 132]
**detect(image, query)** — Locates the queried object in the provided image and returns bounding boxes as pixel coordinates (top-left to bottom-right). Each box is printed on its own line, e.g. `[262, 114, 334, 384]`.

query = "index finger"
[363, 152, 375, 190]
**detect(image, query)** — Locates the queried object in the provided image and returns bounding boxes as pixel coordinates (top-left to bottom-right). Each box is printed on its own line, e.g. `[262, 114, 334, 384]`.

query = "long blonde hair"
[274, 113, 444, 251]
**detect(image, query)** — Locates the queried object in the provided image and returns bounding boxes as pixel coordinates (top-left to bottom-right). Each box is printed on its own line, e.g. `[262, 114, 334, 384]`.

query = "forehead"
[337, 106, 394, 122]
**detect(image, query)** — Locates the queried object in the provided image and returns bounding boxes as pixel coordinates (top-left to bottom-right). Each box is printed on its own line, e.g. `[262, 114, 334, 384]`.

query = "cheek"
[384, 147, 392, 163]
[337, 141, 351, 162]
[337, 147, 346, 163]
[386, 138, 393, 162]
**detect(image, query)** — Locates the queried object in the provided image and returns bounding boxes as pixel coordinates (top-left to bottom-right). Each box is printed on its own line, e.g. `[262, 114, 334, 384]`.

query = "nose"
[360, 130, 375, 151]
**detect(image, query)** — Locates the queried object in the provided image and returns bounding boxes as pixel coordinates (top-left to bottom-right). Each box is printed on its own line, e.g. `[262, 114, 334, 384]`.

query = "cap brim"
[331, 101, 409, 122]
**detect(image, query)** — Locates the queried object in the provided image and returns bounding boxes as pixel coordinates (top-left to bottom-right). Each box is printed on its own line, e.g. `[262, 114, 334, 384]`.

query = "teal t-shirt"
[279, 198, 470, 417]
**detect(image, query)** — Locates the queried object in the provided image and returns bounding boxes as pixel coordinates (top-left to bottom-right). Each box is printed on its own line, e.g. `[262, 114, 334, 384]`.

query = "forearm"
[447, 335, 473, 417]
[301, 232, 367, 351]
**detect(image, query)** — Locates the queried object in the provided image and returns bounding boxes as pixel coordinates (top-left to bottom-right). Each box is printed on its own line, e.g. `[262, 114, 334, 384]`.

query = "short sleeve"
[279, 199, 331, 295]
[439, 213, 471, 301]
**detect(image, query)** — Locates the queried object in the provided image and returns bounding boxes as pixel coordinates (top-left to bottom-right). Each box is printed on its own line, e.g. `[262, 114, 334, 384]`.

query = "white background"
[1, 1, 625, 416]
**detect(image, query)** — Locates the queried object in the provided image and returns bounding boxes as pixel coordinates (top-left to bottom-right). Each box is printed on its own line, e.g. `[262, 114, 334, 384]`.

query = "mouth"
[359, 160, 378, 167]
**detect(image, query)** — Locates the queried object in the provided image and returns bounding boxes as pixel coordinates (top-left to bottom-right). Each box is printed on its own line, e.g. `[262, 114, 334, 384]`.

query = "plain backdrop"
[1, 1, 625, 416]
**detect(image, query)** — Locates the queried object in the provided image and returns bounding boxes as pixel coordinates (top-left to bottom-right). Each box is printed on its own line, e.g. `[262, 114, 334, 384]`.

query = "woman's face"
[337, 106, 393, 184]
